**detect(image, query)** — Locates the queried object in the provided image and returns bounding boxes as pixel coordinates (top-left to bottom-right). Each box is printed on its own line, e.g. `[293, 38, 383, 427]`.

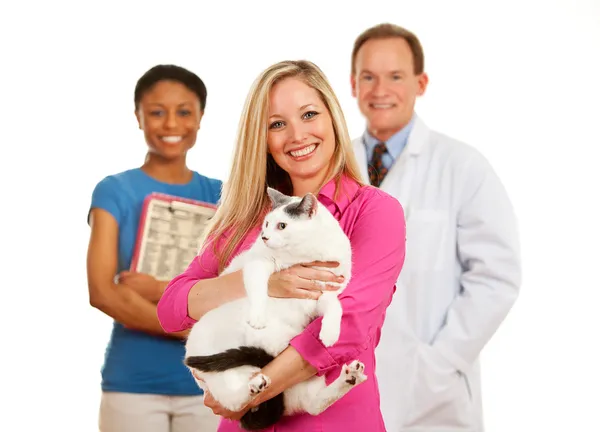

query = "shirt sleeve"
[88, 176, 122, 225]
[157, 242, 220, 333]
[289, 191, 407, 376]
[211, 179, 223, 204]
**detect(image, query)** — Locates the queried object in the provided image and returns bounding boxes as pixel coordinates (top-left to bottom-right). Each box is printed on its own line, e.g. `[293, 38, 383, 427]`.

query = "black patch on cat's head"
[267, 187, 292, 209]
[284, 193, 318, 219]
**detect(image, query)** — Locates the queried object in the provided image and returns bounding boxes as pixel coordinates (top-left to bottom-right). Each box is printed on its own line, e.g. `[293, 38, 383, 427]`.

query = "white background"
[1, 0, 599, 430]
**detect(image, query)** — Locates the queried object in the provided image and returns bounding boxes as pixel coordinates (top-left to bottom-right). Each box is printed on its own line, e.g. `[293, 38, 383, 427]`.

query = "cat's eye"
[265, 221, 269, 228]
[277, 222, 287, 230]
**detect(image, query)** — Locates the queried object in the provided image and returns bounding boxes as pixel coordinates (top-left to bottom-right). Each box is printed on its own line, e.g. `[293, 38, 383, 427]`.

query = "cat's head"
[260, 187, 319, 250]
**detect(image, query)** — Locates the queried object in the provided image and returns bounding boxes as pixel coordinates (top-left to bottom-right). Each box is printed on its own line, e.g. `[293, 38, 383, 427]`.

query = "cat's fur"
[184, 188, 367, 430]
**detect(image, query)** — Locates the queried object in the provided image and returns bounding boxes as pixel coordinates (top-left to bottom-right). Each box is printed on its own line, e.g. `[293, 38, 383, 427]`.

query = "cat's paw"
[246, 313, 267, 330]
[319, 324, 340, 347]
[343, 360, 367, 386]
[248, 373, 271, 396]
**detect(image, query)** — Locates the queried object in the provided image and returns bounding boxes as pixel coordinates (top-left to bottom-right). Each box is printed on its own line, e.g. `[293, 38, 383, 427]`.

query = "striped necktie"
[368, 142, 388, 187]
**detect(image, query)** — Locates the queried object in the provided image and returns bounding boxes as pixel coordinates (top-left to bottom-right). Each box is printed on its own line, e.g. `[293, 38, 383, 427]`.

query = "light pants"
[99, 391, 221, 432]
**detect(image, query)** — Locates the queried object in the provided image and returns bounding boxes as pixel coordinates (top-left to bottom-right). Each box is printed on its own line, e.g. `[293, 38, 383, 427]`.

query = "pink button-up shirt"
[157, 175, 406, 432]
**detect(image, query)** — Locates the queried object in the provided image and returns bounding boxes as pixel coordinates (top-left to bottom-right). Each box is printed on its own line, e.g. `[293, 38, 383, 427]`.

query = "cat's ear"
[267, 187, 290, 209]
[296, 193, 318, 218]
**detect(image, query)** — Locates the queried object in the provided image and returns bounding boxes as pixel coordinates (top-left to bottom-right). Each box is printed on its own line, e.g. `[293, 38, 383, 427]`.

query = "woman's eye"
[277, 222, 287, 230]
[178, 109, 192, 116]
[150, 110, 164, 116]
[303, 111, 318, 120]
[269, 121, 284, 129]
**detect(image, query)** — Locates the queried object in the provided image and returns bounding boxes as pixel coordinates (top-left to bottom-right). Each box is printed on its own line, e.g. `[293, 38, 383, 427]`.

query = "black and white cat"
[184, 188, 367, 430]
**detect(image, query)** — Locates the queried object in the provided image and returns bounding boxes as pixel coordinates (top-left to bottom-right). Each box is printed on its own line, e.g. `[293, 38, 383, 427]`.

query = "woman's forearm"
[248, 345, 317, 408]
[158, 258, 248, 332]
[187, 269, 246, 320]
[91, 281, 188, 339]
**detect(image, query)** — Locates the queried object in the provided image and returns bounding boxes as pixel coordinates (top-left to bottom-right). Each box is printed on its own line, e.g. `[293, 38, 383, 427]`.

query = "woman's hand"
[118, 271, 164, 303]
[268, 261, 344, 300]
[192, 370, 252, 420]
[203, 391, 251, 420]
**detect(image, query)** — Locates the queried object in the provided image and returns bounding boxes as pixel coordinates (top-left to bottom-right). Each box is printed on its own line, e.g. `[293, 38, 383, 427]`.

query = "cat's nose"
[261, 236, 269, 242]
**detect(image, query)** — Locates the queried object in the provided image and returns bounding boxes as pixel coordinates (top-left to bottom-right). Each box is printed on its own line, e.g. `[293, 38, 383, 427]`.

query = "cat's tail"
[240, 396, 285, 431]
[185, 346, 284, 430]
[184, 346, 274, 371]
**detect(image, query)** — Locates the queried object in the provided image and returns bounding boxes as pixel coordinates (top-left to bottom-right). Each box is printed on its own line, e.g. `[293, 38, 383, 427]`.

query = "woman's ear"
[197, 110, 204, 130]
[135, 109, 143, 130]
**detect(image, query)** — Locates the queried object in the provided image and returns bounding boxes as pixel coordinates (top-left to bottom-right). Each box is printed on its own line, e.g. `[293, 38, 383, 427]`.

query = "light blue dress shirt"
[363, 115, 415, 170]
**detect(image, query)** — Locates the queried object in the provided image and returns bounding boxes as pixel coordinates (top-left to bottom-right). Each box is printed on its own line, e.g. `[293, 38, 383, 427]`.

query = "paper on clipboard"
[130, 192, 217, 281]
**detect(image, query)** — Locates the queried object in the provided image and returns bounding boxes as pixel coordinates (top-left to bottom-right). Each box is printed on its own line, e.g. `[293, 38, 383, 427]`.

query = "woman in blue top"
[87, 64, 222, 432]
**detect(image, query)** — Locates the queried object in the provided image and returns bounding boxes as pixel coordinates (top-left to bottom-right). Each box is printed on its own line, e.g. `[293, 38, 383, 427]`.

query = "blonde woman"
[157, 60, 406, 431]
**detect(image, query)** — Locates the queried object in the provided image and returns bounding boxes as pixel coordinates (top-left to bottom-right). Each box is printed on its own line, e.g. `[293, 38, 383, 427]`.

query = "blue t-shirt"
[89, 168, 222, 395]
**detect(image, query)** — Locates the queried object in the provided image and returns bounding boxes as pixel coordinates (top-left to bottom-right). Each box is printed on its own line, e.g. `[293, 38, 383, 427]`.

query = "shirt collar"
[363, 114, 416, 160]
[317, 174, 360, 218]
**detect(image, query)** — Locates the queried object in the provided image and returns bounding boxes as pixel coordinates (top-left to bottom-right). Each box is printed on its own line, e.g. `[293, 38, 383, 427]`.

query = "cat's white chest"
[242, 297, 317, 355]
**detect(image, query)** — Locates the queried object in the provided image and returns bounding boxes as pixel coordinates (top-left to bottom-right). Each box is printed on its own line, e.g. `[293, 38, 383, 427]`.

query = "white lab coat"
[352, 115, 521, 431]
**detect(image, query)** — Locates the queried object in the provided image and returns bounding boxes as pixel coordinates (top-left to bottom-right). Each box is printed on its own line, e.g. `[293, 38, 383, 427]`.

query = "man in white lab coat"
[350, 23, 521, 431]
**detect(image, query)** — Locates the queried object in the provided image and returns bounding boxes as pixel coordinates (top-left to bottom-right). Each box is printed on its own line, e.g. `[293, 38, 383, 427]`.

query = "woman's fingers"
[291, 287, 323, 300]
[302, 260, 339, 268]
[268, 262, 345, 300]
[204, 392, 230, 417]
[294, 268, 344, 289]
[203, 391, 218, 411]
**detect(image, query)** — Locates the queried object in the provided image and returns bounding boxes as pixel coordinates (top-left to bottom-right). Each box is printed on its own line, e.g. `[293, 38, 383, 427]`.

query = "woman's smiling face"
[266, 77, 336, 188]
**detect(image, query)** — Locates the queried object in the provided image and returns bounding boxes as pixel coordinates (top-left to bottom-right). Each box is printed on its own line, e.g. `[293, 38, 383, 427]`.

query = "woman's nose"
[165, 111, 178, 129]
[287, 123, 307, 144]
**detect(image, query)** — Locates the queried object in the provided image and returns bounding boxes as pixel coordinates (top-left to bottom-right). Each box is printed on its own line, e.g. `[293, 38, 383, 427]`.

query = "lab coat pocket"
[403, 345, 473, 429]
[405, 209, 450, 272]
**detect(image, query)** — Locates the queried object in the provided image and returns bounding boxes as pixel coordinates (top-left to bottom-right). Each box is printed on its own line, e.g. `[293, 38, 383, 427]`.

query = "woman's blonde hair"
[202, 60, 365, 272]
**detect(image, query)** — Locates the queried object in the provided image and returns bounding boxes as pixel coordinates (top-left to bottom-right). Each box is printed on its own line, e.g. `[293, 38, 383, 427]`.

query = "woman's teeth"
[289, 144, 316, 158]
[162, 136, 182, 144]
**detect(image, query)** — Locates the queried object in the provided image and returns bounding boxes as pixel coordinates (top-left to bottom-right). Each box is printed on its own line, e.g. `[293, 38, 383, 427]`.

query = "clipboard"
[130, 192, 217, 281]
